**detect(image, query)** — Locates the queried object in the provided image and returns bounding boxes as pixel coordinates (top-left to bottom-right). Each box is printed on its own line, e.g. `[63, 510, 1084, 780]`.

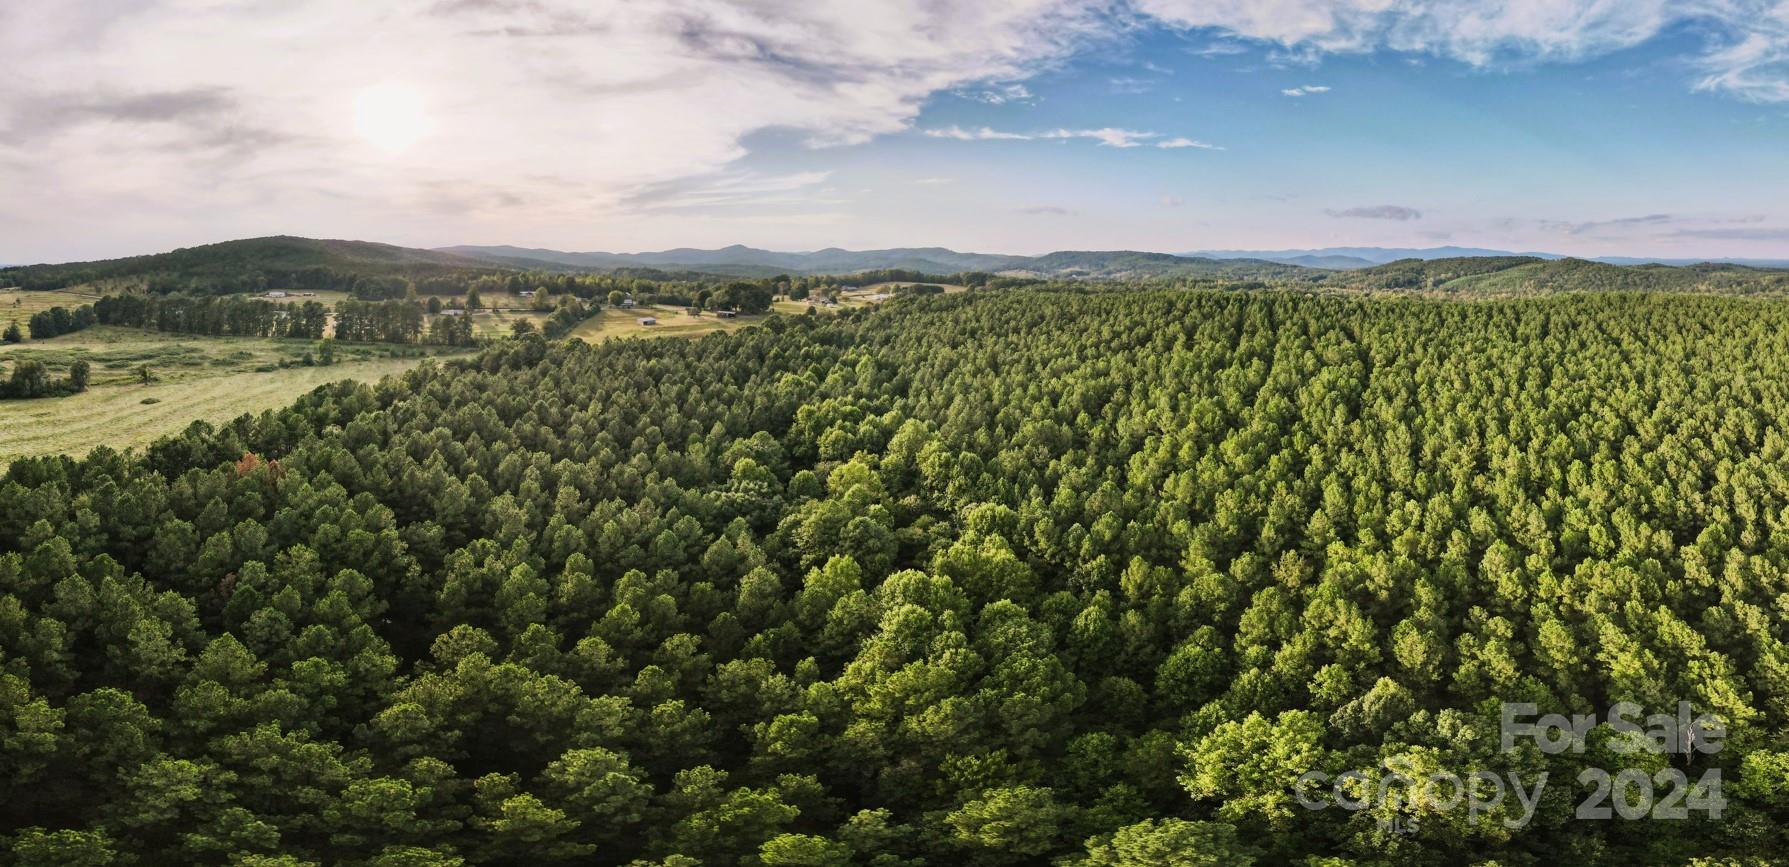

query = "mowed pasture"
[569, 304, 758, 342]
[0, 326, 463, 460]
[854, 281, 969, 294]
[0, 288, 104, 325]
[447, 308, 554, 337]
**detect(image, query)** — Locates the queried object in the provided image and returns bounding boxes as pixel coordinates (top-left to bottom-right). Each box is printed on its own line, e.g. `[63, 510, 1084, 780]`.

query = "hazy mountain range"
[6, 238, 1787, 295]
[439, 244, 1032, 276]
[453, 243, 1789, 274]
[436, 244, 1318, 279]
[1189, 246, 1789, 269]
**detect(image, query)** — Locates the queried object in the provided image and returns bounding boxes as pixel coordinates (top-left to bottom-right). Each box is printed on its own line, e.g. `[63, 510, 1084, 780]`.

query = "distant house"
[265, 291, 289, 298]
[440, 308, 465, 316]
[621, 298, 637, 308]
[637, 317, 657, 326]
[715, 310, 738, 318]
[300, 292, 317, 297]
[518, 290, 535, 298]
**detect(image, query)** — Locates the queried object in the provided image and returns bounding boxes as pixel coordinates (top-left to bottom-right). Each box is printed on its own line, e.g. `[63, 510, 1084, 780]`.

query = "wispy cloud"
[1044, 127, 1157, 147]
[928, 125, 1222, 151]
[0, 0, 1126, 259]
[1673, 227, 1789, 242]
[625, 170, 835, 211]
[913, 177, 954, 186]
[1020, 205, 1075, 216]
[924, 125, 1033, 141]
[1561, 213, 1676, 235]
[1156, 136, 1222, 150]
[961, 82, 1035, 105]
[1281, 85, 1332, 97]
[1327, 205, 1423, 221]
[1191, 40, 1250, 58]
[1138, 0, 1789, 104]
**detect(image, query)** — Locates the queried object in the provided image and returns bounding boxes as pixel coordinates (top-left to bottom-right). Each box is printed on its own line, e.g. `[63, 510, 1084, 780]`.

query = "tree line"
[94, 294, 330, 340]
[3, 305, 99, 343]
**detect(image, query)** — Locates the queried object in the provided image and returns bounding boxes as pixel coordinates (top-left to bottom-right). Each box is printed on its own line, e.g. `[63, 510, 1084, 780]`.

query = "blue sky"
[724, 22, 1789, 258]
[3, 1, 1788, 262]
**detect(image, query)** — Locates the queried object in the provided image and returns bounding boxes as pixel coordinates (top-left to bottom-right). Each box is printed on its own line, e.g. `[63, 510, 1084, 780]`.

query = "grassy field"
[0, 326, 461, 460]
[856, 281, 970, 294]
[0, 288, 104, 326]
[452, 308, 554, 337]
[569, 305, 759, 342]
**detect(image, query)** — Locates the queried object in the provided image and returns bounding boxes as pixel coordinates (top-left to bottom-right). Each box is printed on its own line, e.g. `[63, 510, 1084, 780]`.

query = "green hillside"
[1334, 255, 1789, 294]
[0, 236, 515, 294]
[1017, 250, 1316, 279]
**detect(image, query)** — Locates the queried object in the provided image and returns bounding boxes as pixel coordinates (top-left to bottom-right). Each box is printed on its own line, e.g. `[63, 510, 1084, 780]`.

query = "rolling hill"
[437, 243, 1034, 275]
[0, 236, 525, 292]
[10, 237, 1789, 297]
[443, 244, 1317, 279]
[1329, 256, 1789, 294]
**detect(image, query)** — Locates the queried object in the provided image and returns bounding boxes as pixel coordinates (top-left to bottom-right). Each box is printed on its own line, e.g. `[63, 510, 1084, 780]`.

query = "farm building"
[621, 298, 637, 308]
[637, 317, 657, 326]
[716, 310, 738, 318]
[264, 291, 289, 298]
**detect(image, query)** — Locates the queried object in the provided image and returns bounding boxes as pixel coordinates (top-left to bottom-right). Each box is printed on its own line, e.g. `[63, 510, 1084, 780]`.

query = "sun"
[353, 83, 432, 153]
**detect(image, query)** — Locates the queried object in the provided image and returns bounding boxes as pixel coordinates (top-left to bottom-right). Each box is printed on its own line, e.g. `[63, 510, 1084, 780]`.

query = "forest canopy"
[2, 289, 1788, 864]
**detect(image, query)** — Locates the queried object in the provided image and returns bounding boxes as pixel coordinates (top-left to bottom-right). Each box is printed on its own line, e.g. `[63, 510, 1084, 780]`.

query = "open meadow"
[0, 288, 103, 323]
[0, 325, 462, 459]
[568, 303, 761, 342]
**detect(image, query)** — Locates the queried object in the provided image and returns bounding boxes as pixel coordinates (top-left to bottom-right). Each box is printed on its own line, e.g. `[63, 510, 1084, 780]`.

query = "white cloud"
[1697, 30, 1789, 102]
[5, 0, 1789, 261]
[0, 0, 1119, 259]
[1327, 204, 1423, 221]
[931, 125, 1221, 150]
[963, 82, 1036, 103]
[1155, 137, 1223, 149]
[925, 125, 1035, 140]
[1044, 127, 1157, 147]
[625, 170, 837, 211]
[1137, 0, 1789, 103]
[1282, 84, 1332, 96]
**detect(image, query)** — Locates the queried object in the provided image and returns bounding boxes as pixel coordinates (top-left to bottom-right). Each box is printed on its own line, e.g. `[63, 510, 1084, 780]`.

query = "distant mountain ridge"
[1189, 246, 1789, 269]
[440, 243, 1313, 279]
[8, 237, 1787, 295]
[437, 244, 1037, 276]
[0, 236, 522, 292]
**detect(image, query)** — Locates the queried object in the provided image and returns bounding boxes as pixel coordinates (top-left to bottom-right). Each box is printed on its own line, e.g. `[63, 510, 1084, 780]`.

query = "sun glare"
[353, 83, 431, 153]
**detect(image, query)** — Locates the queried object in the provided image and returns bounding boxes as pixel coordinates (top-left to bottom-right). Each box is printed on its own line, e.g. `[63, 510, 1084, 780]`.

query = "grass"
[569, 304, 758, 342]
[450, 308, 554, 337]
[0, 289, 105, 327]
[0, 326, 465, 461]
[856, 281, 970, 294]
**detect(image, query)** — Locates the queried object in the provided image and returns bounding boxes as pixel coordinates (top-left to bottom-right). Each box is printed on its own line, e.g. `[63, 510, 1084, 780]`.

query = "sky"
[2, 1, 1788, 264]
